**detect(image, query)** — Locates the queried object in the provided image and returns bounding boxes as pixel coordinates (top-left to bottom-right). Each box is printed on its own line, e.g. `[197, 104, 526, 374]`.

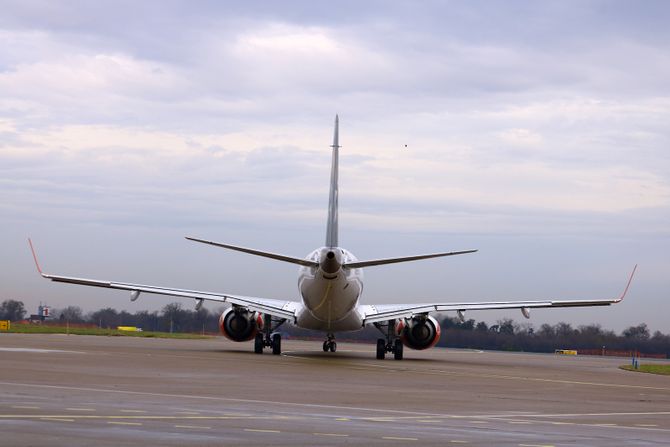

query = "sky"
[1, 0, 668, 333]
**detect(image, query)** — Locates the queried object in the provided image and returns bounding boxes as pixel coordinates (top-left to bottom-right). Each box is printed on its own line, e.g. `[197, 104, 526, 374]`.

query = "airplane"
[29, 115, 637, 360]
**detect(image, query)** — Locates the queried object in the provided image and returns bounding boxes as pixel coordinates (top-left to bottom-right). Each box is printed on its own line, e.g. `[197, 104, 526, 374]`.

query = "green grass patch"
[5, 324, 212, 339]
[620, 364, 670, 376]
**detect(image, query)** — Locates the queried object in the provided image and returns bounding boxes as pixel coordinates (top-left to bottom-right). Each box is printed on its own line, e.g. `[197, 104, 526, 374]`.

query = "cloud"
[0, 1, 668, 331]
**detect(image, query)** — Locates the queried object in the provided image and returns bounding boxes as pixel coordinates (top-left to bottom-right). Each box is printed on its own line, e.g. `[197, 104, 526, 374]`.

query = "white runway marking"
[0, 348, 83, 354]
[1, 381, 669, 429]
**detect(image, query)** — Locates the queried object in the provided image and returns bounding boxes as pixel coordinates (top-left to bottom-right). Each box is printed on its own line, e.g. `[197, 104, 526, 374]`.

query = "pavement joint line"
[40, 417, 74, 422]
[354, 363, 670, 392]
[4, 381, 670, 421]
[490, 418, 670, 432]
[0, 381, 447, 417]
[474, 411, 670, 419]
[244, 428, 281, 433]
[382, 436, 418, 441]
[313, 433, 349, 437]
[0, 415, 290, 421]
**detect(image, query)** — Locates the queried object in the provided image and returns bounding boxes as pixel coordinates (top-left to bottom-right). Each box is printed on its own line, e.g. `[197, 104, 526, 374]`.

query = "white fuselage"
[295, 246, 364, 332]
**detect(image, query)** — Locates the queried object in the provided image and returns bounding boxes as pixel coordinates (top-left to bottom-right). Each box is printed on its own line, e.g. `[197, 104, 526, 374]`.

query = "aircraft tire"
[254, 334, 264, 354]
[330, 342, 337, 352]
[376, 338, 386, 360]
[393, 339, 403, 360]
[272, 333, 281, 355]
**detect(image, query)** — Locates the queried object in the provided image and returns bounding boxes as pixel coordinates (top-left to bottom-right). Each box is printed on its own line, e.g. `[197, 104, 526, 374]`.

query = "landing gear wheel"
[254, 334, 264, 354]
[393, 339, 403, 360]
[323, 341, 329, 352]
[271, 333, 281, 355]
[376, 338, 386, 360]
[330, 341, 337, 352]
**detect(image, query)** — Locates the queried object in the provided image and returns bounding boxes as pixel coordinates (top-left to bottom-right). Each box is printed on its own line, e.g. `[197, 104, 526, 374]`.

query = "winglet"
[28, 238, 44, 275]
[616, 264, 637, 302]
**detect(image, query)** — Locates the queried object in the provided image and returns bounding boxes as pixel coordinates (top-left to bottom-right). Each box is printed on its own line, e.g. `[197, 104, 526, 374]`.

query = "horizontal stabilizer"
[185, 236, 319, 268]
[345, 249, 477, 269]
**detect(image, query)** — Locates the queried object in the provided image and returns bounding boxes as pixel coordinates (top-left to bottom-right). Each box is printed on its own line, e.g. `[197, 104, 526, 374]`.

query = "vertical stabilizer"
[326, 115, 339, 247]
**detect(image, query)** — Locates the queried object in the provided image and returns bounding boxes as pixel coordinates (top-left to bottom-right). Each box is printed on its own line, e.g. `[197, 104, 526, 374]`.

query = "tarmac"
[1, 333, 669, 446]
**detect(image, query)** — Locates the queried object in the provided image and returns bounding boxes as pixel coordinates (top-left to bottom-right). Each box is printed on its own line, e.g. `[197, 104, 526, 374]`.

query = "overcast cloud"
[1, 0, 668, 332]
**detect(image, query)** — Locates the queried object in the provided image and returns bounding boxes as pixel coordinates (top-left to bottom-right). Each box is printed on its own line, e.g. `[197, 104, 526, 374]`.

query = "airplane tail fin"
[325, 114, 339, 248]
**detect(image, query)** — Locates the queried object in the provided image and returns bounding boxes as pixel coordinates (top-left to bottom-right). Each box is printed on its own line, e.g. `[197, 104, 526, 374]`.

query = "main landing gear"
[323, 333, 337, 352]
[374, 320, 404, 360]
[254, 315, 286, 355]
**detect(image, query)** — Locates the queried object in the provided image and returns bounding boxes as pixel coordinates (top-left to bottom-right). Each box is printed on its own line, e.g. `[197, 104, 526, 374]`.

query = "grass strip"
[619, 364, 670, 376]
[6, 324, 212, 339]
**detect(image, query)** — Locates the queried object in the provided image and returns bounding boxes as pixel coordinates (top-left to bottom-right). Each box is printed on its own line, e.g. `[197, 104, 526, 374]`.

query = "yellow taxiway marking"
[382, 436, 418, 441]
[314, 433, 349, 437]
[40, 417, 74, 422]
[175, 424, 211, 429]
[120, 409, 147, 413]
[244, 428, 281, 433]
[551, 421, 574, 425]
[635, 424, 658, 427]
[518, 444, 555, 447]
[450, 441, 469, 444]
[12, 405, 40, 409]
[175, 411, 200, 415]
[66, 408, 95, 411]
[469, 420, 488, 424]
[108, 421, 142, 426]
[508, 421, 533, 424]
[335, 417, 350, 421]
[418, 419, 441, 423]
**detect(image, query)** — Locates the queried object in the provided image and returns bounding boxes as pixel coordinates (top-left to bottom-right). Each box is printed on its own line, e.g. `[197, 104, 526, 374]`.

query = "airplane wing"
[363, 265, 637, 325]
[29, 239, 297, 322]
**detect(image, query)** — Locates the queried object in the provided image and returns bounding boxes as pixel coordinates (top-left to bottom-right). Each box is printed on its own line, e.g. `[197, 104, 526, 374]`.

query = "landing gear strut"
[254, 314, 286, 355]
[373, 320, 403, 360]
[323, 333, 337, 352]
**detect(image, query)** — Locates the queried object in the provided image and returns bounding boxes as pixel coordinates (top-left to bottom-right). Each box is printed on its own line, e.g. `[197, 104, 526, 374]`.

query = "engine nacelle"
[219, 307, 263, 342]
[395, 315, 441, 350]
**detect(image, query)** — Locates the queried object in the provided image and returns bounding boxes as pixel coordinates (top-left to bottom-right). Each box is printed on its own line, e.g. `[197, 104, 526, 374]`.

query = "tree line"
[1, 299, 668, 355]
[437, 317, 669, 356]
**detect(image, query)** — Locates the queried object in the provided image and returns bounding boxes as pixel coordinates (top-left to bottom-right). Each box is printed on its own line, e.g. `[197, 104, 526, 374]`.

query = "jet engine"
[219, 307, 263, 342]
[396, 315, 441, 350]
